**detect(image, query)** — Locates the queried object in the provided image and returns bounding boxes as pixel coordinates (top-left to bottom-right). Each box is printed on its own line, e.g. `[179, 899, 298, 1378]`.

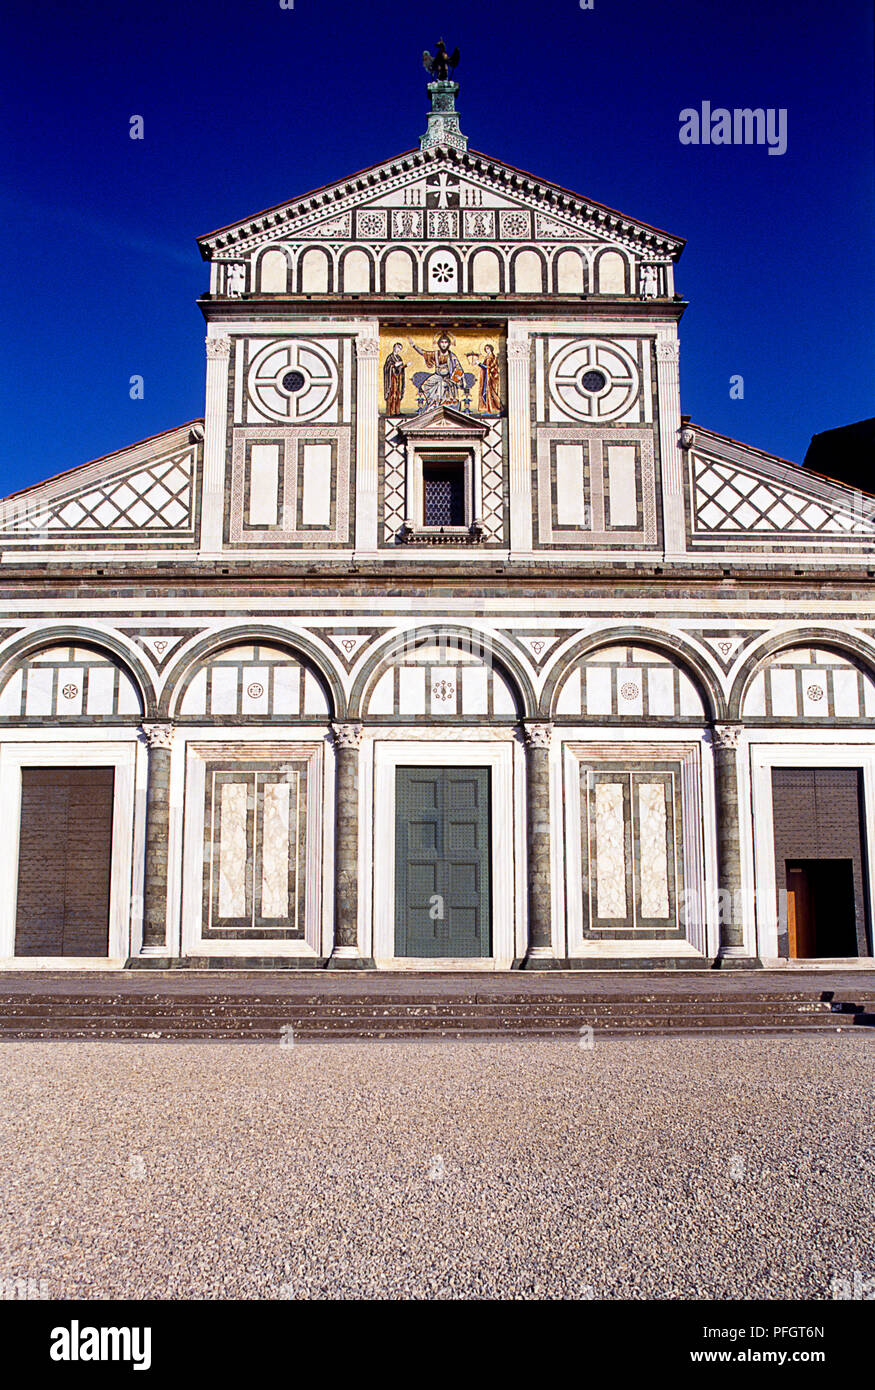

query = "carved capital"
[507, 340, 532, 362]
[141, 722, 174, 750]
[712, 723, 741, 750]
[522, 721, 552, 750]
[205, 336, 231, 360]
[356, 336, 381, 362]
[656, 339, 680, 364]
[332, 721, 364, 750]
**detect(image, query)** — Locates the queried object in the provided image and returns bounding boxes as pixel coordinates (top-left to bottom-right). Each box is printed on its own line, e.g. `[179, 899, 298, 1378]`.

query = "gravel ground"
[0, 1036, 872, 1300]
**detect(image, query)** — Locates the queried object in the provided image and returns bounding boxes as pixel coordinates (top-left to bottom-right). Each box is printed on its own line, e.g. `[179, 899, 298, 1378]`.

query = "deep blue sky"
[2, 0, 873, 495]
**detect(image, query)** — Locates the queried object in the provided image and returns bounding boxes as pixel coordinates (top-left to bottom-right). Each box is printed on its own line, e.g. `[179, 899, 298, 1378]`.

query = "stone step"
[0, 990, 851, 1008]
[0, 1021, 864, 1042]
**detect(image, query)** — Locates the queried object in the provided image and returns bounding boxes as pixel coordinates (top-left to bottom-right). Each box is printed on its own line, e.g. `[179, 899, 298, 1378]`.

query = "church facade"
[1, 76, 873, 970]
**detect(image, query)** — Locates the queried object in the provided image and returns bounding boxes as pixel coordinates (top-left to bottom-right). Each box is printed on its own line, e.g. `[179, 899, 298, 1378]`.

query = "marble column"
[354, 334, 380, 555]
[711, 723, 746, 956]
[507, 337, 533, 553]
[199, 335, 231, 554]
[523, 721, 553, 957]
[140, 722, 174, 954]
[331, 721, 363, 958]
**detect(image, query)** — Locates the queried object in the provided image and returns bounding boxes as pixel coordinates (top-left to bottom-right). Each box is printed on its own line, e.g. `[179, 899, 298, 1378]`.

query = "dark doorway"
[15, 767, 115, 956]
[395, 766, 491, 957]
[786, 860, 858, 958]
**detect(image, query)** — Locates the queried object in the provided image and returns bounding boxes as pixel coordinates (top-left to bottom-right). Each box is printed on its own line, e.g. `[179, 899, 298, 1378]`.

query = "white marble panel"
[399, 666, 426, 714]
[0, 670, 22, 716]
[249, 444, 279, 527]
[241, 666, 270, 716]
[86, 665, 115, 714]
[55, 667, 83, 715]
[492, 670, 517, 717]
[557, 667, 582, 715]
[461, 665, 488, 715]
[831, 668, 859, 717]
[261, 781, 291, 919]
[218, 782, 248, 918]
[210, 666, 239, 715]
[678, 671, 704, 717]
[646, 666, 675, 716]
[555, 444, 587, 527]
[801, 667, 830, 717]
[584, 666, 612, 716]
[368, 669, 394, 715]
[181, 668, 207, 715]
[606, 444, 638, 527]
[24, 667, 53, 716]
[117, 673, 142, 716]
[303, 669, 329, 715]
[743, 671, 766, 717]
[616, 667, 643, 716]
[638, 782, 670, 918]
[272, 664, 300, 715]
[430, 666, 458, 715]
[301, 443, 333, 527]
[769, 668, 798, 716]
[595, 782, 627, 919]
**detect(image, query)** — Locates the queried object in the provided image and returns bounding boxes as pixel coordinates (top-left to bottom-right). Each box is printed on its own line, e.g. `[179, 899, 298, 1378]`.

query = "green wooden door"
[395, 767, 491, 957]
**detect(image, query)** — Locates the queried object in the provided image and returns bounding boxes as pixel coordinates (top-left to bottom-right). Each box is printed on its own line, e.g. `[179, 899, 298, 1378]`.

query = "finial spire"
[420, 41, 467, 152]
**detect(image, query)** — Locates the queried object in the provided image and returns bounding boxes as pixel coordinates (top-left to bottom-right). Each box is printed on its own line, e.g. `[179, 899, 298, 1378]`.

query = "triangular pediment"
[0, 422, 203, 548]
[198, 146, 684, 262]
[397, 404, 489, 438]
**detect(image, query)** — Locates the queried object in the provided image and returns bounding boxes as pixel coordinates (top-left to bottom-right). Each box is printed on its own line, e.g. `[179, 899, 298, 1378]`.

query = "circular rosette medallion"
[547, 339, 639, 421]
[247, 339, 339, 422]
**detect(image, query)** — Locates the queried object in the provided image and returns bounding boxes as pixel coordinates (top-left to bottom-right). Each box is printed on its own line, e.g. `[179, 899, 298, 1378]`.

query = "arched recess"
[470, 249, 504, 294]
[510, 248, 546, 293]
[543, 629, 722, 721]
[298, 247, 333, 293]
[163, 628, 344, 721]
[382, 247, 416, 293]
[350, 625, 536, 721]
[554, 249, 587, 294]
[729, 630, 875, 721]
[0, 630, 152, 720]
[594, 248, 629, 294]
[257, 247, 291, 293]
[340, 247, 373, 293]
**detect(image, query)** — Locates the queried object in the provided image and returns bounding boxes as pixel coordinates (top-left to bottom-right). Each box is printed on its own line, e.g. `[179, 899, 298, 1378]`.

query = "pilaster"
[655, 332, 687, 560]
[199, 335, 231, 555]
[354, 334, 380, 556]
[507, 337, 533, 554]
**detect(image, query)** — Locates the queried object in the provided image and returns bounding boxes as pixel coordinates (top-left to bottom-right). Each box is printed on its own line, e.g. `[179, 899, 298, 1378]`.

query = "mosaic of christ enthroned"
[380, 328, 505, 415]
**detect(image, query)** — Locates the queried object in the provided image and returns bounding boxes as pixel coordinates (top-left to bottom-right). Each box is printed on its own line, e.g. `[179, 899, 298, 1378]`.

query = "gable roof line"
[1, 420, 204, 504]
[197, 145, 685, 254]
[689, 422, 875, 502]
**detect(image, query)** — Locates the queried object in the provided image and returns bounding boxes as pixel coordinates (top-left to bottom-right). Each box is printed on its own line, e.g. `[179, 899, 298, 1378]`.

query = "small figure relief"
[383, 341, 407, 414]
[639, 264, 659, 298]
[392, 208, 423, 238]
[463, 209, 494, 239]
[409, 332, 467, 409]
[466, 342, 501, 413]
[226, 263, 246, 297]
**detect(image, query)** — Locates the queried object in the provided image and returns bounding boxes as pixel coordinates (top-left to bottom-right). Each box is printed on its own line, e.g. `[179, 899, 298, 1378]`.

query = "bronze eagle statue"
[423, 40, 459, 81]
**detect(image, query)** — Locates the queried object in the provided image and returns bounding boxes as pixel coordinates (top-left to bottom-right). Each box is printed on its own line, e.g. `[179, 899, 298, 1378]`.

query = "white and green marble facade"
[1, 106, 873, 969]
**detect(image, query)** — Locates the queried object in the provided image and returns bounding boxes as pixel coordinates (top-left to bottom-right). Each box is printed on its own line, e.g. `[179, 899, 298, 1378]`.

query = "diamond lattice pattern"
[693, 458, 874, 534]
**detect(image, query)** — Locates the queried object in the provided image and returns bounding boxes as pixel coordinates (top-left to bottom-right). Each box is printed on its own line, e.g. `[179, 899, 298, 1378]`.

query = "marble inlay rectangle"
[218, 782, 248, 918]
[638, 782, 670, 918]
[595, 782, 627, 919]
[261, 781, 291, 919]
